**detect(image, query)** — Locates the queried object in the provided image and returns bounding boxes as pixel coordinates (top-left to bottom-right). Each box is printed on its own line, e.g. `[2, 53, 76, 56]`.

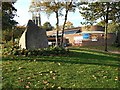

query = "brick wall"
[64, 33, 116, 46]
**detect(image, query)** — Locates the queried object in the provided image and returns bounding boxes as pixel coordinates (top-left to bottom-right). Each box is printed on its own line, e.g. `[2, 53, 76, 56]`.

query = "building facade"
[47, 25, 116, 47]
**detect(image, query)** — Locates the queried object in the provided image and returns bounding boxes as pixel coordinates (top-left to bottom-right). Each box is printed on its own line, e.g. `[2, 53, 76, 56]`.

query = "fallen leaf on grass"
[115, 77, 118, 81]
[58, 63, 61, 66]
[58, 87, 61, 89]
[46, 74, 49, 76]
[50, 71, 53, 74]
[18, 67, 21, 69]
[43, 80, 48, 84]
[25, 85, 30, 88]
[92, 75, 97, 79]
[34, 59, 36, 62]
[27, 82, 31, 85]
[103, 76, 107, 79]
[52, 76, 56, 80]
[27, 77, 31, 79]
[19, 79, 23, 82]
[39, 73, 42, 76]
[51, 84, 55, 88]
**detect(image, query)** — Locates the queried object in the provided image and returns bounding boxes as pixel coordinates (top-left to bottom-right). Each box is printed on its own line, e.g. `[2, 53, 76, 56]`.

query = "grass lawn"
[1, 47, 120, 89]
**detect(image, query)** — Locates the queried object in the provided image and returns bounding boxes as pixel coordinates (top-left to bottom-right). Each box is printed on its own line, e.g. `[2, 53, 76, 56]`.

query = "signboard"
[74, 36, 83, 44]
[91, 35, 98, 41]
[83, 33, 90, 39]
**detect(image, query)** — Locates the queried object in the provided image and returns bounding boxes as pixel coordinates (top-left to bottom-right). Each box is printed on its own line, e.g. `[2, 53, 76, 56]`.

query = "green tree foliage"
[2, 26, 25, 43]
[97, 20, 105, 27]
[2, 2, 18, 30]
[2, 30, 12, 42]
[107, 22, 120, 33]
[14, 26, 26, 39]
[35, 1, 63, 47]
[79, 2, 120, 24]
[42, 22, 54, 31]
[79, 2, 120, 51]
[30, 1, 76, 47]
[97, 21, 120, 33]
[107, 22, 120, 46]
[2, 2, 18, 43]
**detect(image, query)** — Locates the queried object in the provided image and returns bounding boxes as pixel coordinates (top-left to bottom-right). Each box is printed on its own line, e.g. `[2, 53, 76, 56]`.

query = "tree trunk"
[55, 11, 59, 47]
[105, 21, 108, 51]
[61, 2, 72, 47]
[61, 9, 69, 47]
[104, 3, 109, 52]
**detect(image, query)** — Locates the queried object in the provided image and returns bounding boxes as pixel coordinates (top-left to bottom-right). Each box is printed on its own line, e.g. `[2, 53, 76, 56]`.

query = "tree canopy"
[42, 21, 54, 31]
[79, 2, 120, 25]
[97, 21, 120, 33]
[79, 2, 120, 51]
[65, 21, 74, 29]
[2, 2, 18, 30]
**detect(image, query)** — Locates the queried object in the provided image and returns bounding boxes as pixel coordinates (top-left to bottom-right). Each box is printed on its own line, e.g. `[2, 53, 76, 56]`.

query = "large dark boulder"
[19, 20, 48, 49]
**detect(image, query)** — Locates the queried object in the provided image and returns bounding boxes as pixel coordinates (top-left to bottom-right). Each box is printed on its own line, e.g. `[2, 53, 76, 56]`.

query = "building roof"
[81, 31, 104, 34]
[46, 25, 104, 36]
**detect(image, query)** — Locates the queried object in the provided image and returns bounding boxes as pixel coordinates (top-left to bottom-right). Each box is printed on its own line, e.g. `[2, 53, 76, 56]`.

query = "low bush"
[2, 43, 69, 57]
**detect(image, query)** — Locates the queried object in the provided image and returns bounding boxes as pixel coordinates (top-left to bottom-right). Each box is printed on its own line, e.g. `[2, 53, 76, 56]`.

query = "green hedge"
[2, 43, 69, 57]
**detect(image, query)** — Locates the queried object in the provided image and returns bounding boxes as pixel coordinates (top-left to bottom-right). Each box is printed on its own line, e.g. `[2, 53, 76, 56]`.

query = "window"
[64, 30, 80, 35]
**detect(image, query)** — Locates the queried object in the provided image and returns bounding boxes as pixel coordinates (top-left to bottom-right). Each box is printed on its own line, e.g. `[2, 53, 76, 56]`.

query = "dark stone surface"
[19, 20, 48, 49]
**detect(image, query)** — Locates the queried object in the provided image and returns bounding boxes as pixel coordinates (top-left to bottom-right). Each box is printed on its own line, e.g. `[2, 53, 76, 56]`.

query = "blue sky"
[13, 0, 84, 27]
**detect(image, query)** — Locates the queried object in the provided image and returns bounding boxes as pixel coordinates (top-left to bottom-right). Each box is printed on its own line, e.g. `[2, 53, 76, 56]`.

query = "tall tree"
[60, 1, 76, 46]
[31, 1, 77, 47]
[2, 1, 18, 42]
[2, 2, 18, 30]
[35, 1, 63, 47]
[79, 2, 120, 51]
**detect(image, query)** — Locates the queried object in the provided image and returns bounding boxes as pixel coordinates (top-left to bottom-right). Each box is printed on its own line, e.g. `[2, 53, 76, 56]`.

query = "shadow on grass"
[71, 47, 120, 58]
[2, 48, 120, 67]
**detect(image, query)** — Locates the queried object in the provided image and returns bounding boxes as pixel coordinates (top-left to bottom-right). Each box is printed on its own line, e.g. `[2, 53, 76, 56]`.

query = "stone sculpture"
[19, 20, 48, 49]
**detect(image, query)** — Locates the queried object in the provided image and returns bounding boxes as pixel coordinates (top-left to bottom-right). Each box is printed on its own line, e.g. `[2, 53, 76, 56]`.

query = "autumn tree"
[30, 0, 77, 47]
[79, 2, 120, 51]
[42, 21, 54, 31]
[65, 21, 74, 29]
[35, 1, 63, 47]
[60, 1, 76, 46]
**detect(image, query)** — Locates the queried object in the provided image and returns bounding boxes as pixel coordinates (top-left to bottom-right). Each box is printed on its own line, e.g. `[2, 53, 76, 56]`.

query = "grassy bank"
[1, 48, 120, 89]
[72, 46, 120, 52]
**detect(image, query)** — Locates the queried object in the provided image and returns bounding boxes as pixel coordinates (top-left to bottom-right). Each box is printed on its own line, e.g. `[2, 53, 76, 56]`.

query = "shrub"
[2, 44, 69, 57]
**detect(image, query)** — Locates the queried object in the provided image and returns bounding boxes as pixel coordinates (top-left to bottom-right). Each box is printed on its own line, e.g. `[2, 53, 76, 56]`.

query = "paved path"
[109, 51, 120, 54]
